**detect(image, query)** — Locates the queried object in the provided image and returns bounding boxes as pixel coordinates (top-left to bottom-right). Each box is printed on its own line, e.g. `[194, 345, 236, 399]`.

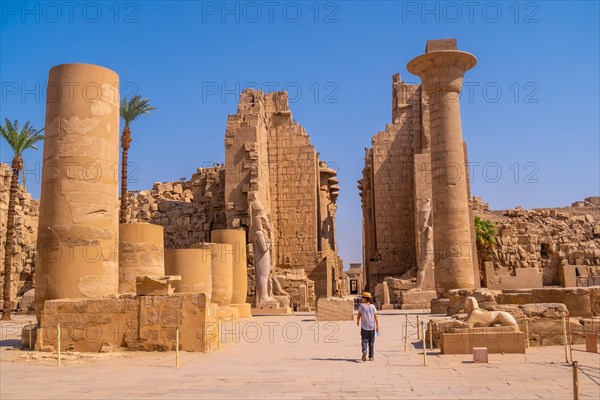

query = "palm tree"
[0, 119, 43, 321]
[474, 215, 498, 286]
[119, 96, 156, 223]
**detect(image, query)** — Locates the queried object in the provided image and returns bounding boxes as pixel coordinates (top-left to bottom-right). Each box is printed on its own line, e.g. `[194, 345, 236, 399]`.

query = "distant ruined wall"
[224, 89, 342, 300]
[478, 199, 600, 286]
[0, 163, 38, 311]
[127, 165, 226, 248]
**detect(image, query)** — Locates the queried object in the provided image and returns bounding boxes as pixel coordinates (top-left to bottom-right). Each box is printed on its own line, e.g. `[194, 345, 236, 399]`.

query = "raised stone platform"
[440, 326, 526, 354]
[251, 307, 293, 316]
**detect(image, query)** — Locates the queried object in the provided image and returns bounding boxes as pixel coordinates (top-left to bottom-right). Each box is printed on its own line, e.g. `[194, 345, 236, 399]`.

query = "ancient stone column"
[191, 243, 233, 308]
[210, 229, 251, 317]
[407, 39, 477, 294]
[119, 223, 165, 293]
[35, 64, 120, 319]
[164, 248, 212, 296]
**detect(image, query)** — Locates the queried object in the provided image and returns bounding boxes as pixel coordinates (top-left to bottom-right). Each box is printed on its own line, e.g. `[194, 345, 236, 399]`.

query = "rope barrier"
[575, 363, 600, 387]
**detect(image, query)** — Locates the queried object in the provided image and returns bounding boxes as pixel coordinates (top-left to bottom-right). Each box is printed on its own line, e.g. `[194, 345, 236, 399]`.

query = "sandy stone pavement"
[1, 312, 599, 400]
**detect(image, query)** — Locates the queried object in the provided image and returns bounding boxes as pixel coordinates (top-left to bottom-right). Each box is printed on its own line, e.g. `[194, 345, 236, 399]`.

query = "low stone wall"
[445, 287, 599, 318]
[477, 200, 600, 286]
[39, 293, 217, 352]
[316, 298, 354, 321]
[127, 165, 226, 248]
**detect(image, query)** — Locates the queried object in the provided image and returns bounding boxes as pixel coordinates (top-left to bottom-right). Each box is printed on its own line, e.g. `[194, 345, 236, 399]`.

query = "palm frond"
[120, 95, 157, 127]
[0, 118, 44, 157]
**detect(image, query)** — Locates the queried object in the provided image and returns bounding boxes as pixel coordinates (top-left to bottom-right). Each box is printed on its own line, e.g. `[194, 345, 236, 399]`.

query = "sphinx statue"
[463, 297, 518, 327]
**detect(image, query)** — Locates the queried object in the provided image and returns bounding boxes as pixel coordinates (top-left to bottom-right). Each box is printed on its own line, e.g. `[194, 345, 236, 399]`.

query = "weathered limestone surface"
[407, 39, 477, 294]
[271, 268, 316, 311]
[164, 248, 212, 295]
[119, 223, 165, 293]
[440, 326, 525, 354]
[316, 297, 354, 321]
[192, 243, 233, 308]
[126, 166, 226, 248]
[39, 293, 216, 352]
[224, 90, 343, 300]
[211, 229, 251, 317]
[0, 163, 38, 312]
[359, 40, 478, 295]
[35, 64, 120, 319]
[476, 202, 600, 286]
[136, 275, 179, 296]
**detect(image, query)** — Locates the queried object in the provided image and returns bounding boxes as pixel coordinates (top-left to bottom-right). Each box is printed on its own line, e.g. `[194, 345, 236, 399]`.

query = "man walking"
[357, 291, 379, 361]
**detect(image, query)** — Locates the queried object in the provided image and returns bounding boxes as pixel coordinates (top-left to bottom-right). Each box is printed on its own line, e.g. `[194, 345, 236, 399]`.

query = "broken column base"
[231, 303, 252, 318]
[36, 293, 217, 352]
[440, 326, 526, 354]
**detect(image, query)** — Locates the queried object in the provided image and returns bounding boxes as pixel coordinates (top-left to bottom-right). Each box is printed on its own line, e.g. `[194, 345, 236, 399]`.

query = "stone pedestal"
[164, 248, 212, 297]
[35, 63, 120, 320]
[407, 39, 477, 295]
[298, 284, 312, 312]
[251, 299, 293, 315]
[210, 229, 251, 318]
[440, 326, 525, 354]
[119, 223, 165, 293]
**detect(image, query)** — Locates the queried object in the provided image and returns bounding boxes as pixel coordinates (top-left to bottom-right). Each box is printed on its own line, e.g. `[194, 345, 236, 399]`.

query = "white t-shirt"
[358, 303, 377, 331]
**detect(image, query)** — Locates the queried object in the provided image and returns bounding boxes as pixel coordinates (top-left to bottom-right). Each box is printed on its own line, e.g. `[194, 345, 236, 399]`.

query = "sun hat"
[361, 291, 372, 299]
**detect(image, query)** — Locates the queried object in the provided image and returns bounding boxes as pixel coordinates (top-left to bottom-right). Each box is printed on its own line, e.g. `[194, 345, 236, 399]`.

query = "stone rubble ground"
[1, 312, 599, 400]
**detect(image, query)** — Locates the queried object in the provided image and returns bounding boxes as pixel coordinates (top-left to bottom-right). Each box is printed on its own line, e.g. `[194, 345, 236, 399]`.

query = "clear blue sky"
[1, 1, 599, 266]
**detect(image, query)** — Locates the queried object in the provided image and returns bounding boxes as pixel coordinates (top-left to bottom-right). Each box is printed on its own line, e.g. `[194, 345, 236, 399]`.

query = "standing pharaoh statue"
[250, 199, 276, 306]
[417, 199, 434, 290]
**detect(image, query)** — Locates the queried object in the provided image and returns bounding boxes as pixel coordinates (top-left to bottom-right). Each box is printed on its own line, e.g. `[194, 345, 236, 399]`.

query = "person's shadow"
[310, 357, 362, 363]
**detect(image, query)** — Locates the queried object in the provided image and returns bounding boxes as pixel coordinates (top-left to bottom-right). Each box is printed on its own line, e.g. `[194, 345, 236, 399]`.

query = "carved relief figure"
[417, 199, 434, 289]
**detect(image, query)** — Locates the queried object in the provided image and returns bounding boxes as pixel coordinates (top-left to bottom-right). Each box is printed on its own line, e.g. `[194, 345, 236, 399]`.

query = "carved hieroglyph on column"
[407, 39, 477, 295]
[35, 64, 120, 319]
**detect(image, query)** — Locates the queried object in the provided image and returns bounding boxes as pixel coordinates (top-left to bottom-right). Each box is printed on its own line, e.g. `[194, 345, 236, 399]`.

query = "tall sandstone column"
[35, 64, 120, 319]
[407, 39, 477, 294]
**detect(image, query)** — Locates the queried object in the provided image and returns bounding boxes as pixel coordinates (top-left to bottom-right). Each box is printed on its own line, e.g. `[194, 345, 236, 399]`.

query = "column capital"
[407, 50, 476, 95]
